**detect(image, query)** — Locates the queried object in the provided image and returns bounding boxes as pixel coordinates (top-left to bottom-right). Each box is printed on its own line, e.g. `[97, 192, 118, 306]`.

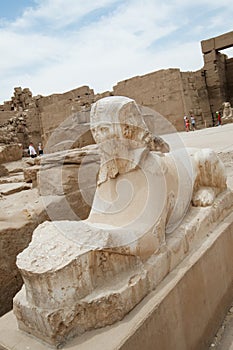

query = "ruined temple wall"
[25, 100, 42, 147]
[193, 70, 212, 122]
[113, 68, 188, 131]
[0, 88, 43, 148]
[217, 53, 228, 102]
[113, 68, 211, 131]
[37, 86, 95, 150]
[226, 57, 233, 105]
[203, 51, 228, 114]
[0, 111, 16, 126]
[181, 70, 211, 126]
[180, 71, 203, 117]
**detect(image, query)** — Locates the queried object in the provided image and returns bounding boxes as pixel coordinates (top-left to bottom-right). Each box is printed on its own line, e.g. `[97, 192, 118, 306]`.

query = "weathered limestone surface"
[1, 210, 233, 350]
[0, 164, 8, 177]
[38, 86, 95, 149]
[0, 158, 48, 316]
[0, 182, 31, 196]
[38, 145, 100, 220]
[201, 30, 233, 53]
[222, 101, 233, 123]
[0, 144, 22, 164]
[0, 111, 16, 125]
[201, 31, 233, 114]
[226, 57, 233, 100]
[0, 113, 30, 147]
[23, 165, 40, 184]
[13, 96, 232, 347]
[0, 87, 41, 148]
[113, 69, 189, 131]
[0, 187, 49, 316]
[41, 109, 94, 153]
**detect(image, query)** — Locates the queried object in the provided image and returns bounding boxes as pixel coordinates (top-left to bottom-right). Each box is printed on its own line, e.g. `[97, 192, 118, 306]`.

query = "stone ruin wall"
[226, 57, 233, 105]
[0, 69, 217, 151]
[0, 31, 233, 152]
[36, 66, 214, 138]
[0, 111, 16, 125]
[37, 85, 95, 151]
[113, 69, 186, 131]
[180, 70, 211, 126]
[203, 50, 228, 115]
[201, 31, 233, 117]
[113, 68, 210, 131]
[0, 87, 42, 149]
[12, 87, 42, 148]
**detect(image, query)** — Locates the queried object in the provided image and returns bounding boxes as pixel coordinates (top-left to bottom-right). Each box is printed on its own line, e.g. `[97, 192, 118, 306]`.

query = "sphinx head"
[90, 96, 154, 183]
[90, 96, 152, 148]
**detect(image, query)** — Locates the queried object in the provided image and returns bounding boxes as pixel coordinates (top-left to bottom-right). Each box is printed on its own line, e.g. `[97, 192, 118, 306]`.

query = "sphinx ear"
[150, 136, 170, 153]
[122, 124, 132, 139]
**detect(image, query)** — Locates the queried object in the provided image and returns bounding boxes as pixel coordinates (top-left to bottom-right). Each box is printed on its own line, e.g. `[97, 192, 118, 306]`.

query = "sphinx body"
[13, 96, 228, 347]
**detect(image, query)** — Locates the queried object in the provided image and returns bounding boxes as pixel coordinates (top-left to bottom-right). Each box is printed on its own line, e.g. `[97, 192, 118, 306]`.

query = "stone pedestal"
[1, 209, 233, 350]
[12, 189, 233, 347]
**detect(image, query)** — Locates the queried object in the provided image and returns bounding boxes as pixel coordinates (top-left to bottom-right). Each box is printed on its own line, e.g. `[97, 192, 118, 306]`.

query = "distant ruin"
[0, 31, 233, 152]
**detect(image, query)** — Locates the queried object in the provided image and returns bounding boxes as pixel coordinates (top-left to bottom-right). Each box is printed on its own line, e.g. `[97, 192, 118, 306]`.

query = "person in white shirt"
[28, 143, 37, 158]
[38, 143, 43, 155]
[190, 114, 196, 131]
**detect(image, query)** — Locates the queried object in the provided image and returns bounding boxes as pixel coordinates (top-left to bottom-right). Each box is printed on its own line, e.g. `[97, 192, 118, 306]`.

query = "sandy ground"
[163, 123, 233, 192]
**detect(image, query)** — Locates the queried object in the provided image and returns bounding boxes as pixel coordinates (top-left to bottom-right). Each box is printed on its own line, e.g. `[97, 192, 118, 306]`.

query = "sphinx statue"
[13, 96, 228, 347]
[222, 101, 233, 122]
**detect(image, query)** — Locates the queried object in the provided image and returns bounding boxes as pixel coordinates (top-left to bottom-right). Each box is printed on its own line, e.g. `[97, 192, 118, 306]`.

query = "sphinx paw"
[192, 187, 215, 207]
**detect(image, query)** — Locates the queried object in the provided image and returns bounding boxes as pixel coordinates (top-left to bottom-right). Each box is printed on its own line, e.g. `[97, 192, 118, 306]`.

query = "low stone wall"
[119, 215, 233, 350]
[0, 218, 47, 316]
[0, 145, 22, 164]
[38, 145, 100, 220]
[0, 111, 16, 126]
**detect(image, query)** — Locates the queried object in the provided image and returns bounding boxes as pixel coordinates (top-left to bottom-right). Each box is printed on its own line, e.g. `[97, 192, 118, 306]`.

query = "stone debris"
[0, 144, 22, 164]
[209, 302, 233, 349]
[0, 182, 31, 196]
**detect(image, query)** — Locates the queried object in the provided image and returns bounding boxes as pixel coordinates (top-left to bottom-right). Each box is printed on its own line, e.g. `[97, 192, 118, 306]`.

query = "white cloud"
[10, 0, 117, 29]
[0, 0, 233, 103]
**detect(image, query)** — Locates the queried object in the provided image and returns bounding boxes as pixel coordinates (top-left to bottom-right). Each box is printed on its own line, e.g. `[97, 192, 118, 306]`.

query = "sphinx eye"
[100, 126, 109, 133]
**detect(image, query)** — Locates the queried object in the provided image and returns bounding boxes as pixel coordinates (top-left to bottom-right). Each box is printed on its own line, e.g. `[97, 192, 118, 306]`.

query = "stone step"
[0, 182, 31, 196]
[0, 173, 24, 184]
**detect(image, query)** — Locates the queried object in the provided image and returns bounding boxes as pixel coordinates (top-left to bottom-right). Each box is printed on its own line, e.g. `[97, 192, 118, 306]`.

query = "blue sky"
[0, 0, 233, 103]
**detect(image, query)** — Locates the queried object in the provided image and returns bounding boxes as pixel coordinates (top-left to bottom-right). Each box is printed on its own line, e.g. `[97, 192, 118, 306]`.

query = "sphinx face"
[91, 96, 151, 149]
[90, 96, 152, 183]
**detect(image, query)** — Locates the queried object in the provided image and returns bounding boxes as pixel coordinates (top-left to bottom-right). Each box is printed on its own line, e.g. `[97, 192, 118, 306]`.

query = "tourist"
[190, 114, 196, 131]
[217, 111, 222, 126]
[28, 143, 37, 158]
[38, 143, 43, 155]
[183, 115, 187, 129]
[185, 116, 190, 132]
[211, 113, 215, 127]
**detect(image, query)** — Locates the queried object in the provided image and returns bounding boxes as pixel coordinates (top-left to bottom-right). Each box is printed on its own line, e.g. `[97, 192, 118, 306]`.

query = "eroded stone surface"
[222, 101, 233, 123]
[0, 187, 49, 316]
[0, 144, 22, 164]
[0, 182, 31, 196]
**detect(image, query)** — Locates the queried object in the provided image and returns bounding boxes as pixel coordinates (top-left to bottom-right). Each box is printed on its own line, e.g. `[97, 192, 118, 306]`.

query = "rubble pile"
[0, 113, 29, 146]
[12, 87, 33, 111]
